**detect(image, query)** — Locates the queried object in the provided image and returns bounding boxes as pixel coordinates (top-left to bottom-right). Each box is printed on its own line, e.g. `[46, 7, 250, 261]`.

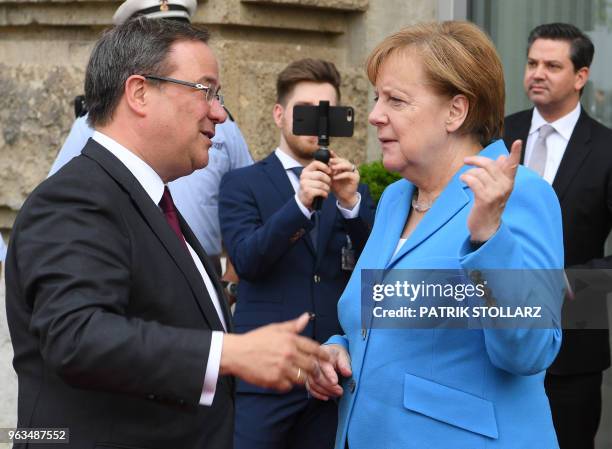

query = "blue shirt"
[48, 115, 254, 255]
[0, 231, 6, 262]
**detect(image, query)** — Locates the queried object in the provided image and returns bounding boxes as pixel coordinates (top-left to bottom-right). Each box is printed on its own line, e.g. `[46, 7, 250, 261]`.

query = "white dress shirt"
[393, 238, 407, 258]
[274, 148, 361, 218]
[92, 131, 224, 407]
[524, 103, 581, 185]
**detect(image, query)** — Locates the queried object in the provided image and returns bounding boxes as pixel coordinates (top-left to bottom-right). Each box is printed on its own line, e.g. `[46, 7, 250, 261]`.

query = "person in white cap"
[49, 0, 253, 280]
[114, 0, 197, 23]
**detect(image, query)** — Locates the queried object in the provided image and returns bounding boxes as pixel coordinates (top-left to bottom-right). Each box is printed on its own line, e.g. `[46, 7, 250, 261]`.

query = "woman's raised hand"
[460, 140, 522, 243]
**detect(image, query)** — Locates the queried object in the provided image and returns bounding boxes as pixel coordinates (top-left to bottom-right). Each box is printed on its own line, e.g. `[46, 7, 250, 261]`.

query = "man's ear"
[574, 66, 589, 92]
[124, 75, 149, 118]
[273, 103, 285, 129]
[446, 94, 469, 133]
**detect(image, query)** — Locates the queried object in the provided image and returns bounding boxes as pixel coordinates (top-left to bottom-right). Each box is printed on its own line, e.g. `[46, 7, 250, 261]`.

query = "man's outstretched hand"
[220, 313, 330, 392]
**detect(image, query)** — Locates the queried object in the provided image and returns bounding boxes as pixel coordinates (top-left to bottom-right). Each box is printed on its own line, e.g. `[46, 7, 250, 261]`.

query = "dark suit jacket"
[5, 139, 234, 449]
[504, 108, 612, 374]
[219, 152, 375, 394]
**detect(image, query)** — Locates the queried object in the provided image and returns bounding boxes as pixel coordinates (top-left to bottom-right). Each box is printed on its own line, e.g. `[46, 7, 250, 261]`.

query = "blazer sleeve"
[11, 175, 212, 407]
[219, 168, 314, 281]
[459, 173, 565, 375]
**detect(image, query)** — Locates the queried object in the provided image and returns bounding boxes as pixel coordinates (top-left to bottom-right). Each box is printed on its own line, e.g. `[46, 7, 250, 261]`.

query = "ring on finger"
[295, 367, 302, 382]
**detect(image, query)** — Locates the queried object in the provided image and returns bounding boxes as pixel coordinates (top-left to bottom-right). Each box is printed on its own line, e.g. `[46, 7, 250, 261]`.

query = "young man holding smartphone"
[219, 58, 375, 449]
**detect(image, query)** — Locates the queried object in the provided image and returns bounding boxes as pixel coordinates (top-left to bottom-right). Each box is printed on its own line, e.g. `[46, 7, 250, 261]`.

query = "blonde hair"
[366, 21, 504, 145]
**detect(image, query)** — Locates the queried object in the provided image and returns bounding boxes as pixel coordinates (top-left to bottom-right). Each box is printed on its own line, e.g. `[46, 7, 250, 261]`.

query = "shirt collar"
[529, 102, 581, 141]
[274, 147, 304, 170]
[92, 131, 165, 205]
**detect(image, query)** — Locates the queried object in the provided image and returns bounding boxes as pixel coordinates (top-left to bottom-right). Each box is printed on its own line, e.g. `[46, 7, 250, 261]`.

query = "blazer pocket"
[403, 373, 498, 439]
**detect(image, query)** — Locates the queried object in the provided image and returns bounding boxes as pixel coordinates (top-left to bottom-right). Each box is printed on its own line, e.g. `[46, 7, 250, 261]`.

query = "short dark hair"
[527, 23, 594, 71]
[276, 58, 342, 105]
[85, 17, 210, 127]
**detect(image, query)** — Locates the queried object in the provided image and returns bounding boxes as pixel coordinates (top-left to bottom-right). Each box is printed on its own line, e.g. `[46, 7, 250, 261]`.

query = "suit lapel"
[512, 110, 533, 165]
[379, 181, 413, 268]
[83, 140, 225, 331]
[180, 214, 233, 332]
[262, 153, 297, 204]
[552, 110, 593, 200]
[130, 186, 227, 332]
[262, 152, 317, 255]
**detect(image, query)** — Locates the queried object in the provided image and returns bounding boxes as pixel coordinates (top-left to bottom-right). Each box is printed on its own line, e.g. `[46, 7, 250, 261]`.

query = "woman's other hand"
[306, 343, 352, 401]
[460, 140, 523, 243]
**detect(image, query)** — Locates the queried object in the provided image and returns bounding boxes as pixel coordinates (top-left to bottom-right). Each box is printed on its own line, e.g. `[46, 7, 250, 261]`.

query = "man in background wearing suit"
[6, 18, 328, 449]
[219, 58, 375, 449]
[504, 23, 612, 449]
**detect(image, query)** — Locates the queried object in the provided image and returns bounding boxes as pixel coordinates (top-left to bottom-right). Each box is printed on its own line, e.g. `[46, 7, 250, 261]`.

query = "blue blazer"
[327, 140, 565, 449]
[219, 152, 375, 394]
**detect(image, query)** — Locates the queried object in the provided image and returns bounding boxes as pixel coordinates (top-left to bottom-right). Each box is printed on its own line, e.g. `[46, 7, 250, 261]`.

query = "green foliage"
[358, 160, 402, 203]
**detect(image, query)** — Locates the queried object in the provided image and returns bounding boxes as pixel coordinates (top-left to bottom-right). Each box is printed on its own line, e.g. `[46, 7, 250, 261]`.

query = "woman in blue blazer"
[306, 21, 565, 449]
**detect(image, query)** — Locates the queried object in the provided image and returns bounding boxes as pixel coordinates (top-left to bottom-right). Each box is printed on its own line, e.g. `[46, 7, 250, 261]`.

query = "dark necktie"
[159, 186, 189, 252]
[289, 167, 318, 250]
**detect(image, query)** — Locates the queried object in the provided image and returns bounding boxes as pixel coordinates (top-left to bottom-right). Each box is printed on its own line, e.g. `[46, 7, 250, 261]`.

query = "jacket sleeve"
[459, 173, 565, 375]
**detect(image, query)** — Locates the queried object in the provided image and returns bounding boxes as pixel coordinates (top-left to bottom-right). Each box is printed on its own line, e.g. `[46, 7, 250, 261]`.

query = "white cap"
[113, 0, 197, 25]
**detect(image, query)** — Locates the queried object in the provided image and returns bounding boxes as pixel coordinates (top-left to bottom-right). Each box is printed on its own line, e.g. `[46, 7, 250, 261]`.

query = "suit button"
[348, 379, 356, 393]
[178, 399, 186, 405]
[147, 394, 156, 400]
[314, 275, 321, 283]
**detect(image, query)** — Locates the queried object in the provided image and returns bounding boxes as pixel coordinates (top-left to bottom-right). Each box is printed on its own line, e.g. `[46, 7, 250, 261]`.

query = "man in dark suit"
[219, 58, 375, 449]
[504, 23, 612, 449]
[5, 18, 328, 449]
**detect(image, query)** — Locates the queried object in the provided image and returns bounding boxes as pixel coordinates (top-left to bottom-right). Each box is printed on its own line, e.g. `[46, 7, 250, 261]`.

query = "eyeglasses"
[143, 75, 224, 106]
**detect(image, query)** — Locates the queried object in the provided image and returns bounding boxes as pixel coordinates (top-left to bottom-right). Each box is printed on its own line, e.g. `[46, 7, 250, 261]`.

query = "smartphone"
[292, 104, 354, 137]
